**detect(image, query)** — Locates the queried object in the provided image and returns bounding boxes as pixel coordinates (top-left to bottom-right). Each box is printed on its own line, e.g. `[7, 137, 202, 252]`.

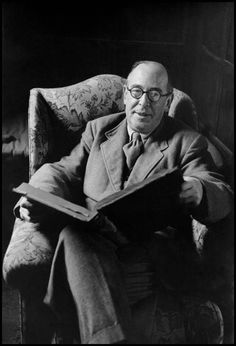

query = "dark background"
[2, 1, 234, 343]
[2, 1, 234, 149]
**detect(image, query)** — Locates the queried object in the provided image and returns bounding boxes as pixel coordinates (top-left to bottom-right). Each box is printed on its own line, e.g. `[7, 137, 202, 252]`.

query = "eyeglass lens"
[130, 87, 160, 101]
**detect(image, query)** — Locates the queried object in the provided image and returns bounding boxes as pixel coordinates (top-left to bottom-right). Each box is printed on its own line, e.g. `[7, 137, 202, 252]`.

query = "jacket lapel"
[100, 118, 128, 192]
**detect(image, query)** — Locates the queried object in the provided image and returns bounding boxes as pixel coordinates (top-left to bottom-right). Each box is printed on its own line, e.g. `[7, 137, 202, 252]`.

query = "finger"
[20, 197, 37, 210]
[20, 207, 45, 223]
[19, 207, 31, 222]
[179, 189, 195, 199]
[179, 191, 195, 202]
[183, 176, 196, 182]
[21, 198, 47, 215]
[180, 193, 202, 208]
[20, 197, 32, 207]
[181, 195, 196, 203]
[181, 181, 193, 192]
[183, 176, 190, 181]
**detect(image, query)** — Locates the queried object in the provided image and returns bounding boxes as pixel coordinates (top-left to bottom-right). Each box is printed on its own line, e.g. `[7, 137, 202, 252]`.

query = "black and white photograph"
[2, 1, 234, 344]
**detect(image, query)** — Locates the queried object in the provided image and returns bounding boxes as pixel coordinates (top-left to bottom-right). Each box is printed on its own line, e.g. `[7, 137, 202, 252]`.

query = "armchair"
[3, 74, 233, 343]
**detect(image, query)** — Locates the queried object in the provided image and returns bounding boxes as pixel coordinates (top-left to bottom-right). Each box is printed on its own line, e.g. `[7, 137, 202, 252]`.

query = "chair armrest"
[2, 218, 55, 296]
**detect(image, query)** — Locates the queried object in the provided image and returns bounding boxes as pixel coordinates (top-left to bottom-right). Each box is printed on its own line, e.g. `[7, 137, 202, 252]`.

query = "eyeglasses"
[127, 86, 172, 103]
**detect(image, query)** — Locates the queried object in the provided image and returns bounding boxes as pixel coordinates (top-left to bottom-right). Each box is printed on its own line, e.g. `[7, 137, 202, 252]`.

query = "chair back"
[27, 74, 205, 177]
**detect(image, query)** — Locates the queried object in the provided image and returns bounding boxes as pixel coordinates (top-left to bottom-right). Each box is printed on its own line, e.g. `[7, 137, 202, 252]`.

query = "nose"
[138, 93, 151, 108]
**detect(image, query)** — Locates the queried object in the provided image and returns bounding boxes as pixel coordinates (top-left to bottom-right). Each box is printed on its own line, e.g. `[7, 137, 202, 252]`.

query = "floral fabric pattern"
[151, 294, 223, 344]
[29, 75, 126, 176]
[2, 218, 54, 290]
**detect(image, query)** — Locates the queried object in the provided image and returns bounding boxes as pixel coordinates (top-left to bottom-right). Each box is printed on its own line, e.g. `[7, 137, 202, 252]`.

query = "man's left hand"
[179, 176, 203, 209]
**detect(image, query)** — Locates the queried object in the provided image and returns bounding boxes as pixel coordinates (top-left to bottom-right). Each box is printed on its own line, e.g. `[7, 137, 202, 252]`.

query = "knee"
[59, 223, 100, 250]
[57, 224, 92, 260]
[59, 223, 91, 244]
[59, 224, 78, 241]
[59, 223, 116, 257]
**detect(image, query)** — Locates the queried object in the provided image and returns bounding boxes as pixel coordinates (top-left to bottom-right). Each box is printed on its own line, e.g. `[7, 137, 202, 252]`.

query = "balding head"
[127, 60, 172, 93]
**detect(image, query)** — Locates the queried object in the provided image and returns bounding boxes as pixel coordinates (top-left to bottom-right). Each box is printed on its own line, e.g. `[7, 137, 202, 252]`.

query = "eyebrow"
[128, 84, 162, 92]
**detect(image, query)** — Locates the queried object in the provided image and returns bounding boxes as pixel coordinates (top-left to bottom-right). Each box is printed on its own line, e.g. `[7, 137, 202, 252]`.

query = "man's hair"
[128, 60, 173, 93]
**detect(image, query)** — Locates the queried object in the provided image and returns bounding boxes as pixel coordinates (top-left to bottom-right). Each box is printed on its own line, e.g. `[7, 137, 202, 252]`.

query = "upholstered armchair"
[3, 74, 233, 344]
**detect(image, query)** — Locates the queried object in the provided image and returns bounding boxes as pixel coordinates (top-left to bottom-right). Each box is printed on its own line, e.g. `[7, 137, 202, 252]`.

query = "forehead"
[127, 63, 168, 90]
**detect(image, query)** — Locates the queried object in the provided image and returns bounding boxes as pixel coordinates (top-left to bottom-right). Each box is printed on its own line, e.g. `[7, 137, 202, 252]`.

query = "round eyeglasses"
[127, 86, 172, 103]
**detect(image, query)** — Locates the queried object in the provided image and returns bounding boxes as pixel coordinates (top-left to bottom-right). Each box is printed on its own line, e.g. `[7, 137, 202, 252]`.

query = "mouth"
[135, 112, 151, 119]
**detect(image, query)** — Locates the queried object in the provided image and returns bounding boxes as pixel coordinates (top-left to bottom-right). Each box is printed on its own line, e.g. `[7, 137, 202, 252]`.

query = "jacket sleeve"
[180, 134, 233, 224]
[14, 121, 94, 216]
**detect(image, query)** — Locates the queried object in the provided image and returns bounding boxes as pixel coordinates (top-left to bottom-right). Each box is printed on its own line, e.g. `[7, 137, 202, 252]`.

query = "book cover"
[13, 167, 183, 235]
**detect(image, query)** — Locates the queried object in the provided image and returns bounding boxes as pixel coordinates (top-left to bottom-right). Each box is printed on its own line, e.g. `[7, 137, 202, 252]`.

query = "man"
[17, 61, 233, 343]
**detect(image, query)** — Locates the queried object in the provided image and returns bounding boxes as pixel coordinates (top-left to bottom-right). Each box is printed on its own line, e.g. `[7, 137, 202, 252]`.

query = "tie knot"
[131, 131, 142, 142]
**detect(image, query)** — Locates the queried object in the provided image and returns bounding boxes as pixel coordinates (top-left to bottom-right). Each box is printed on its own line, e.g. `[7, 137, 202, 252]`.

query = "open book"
[13, 167, 183, 234]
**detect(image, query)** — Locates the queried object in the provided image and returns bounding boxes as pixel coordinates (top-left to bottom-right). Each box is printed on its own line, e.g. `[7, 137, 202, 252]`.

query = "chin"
[128, 114, 152, 133]
[132, 122, 151, 134]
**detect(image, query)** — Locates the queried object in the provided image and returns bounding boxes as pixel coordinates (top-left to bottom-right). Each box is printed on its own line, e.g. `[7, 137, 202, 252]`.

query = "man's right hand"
[19, 197, 50, 223]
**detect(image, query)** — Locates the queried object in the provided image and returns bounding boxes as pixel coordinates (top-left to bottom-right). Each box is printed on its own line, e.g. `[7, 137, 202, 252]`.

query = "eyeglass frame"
[126, 86, 173, 103]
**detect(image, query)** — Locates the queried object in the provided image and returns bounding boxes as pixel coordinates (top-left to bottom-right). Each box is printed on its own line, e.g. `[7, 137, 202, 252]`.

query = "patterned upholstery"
[2, 74, 225, 344]
[28, 75, 126, 176]
[3, 218, 54, 294]
[131, 293, 224, 344]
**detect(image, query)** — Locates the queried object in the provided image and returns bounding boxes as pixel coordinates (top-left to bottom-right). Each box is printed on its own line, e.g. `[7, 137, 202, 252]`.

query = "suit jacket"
[19, 112, 233, 225]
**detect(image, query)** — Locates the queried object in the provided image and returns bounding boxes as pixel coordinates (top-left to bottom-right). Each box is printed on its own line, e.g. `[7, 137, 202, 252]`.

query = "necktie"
[123, 132, 143, 170]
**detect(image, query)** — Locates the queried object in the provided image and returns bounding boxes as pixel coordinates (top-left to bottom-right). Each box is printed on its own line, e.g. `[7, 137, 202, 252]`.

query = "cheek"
[124, 98, 138, 111]
[123, 91, 130, 107]
[153, 103, 166, 117]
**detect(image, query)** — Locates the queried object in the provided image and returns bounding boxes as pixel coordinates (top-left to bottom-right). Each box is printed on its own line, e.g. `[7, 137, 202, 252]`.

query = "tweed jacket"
[17, 112, 232, 225]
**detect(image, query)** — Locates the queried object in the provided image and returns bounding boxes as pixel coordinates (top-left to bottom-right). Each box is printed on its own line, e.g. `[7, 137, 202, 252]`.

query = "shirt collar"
[127, 116, 166, 143]
[127, 124, 151, 143]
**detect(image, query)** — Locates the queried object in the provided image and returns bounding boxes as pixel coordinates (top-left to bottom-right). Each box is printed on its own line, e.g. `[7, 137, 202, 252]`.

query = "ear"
[164, 95, 172, 113]
[123, 84, 128, 105]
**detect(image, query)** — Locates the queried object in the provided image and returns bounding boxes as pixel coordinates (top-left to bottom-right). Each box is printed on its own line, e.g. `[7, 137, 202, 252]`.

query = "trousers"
[43, 223, 203, 344]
